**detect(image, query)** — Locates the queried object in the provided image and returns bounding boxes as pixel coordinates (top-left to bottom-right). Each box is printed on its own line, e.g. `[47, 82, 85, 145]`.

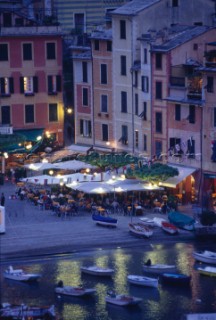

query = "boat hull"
[105, 295, 142, 306]
[168, 211, 195, 231]
[143, 264, 177, 274]
[0, 303, 55, 319]
[192, 251, 216, 265]
[92, 214, 117, 227]
[55, 286, 96, 297]
[161, 222, 178, 235]
[81, 266, 114, 277]
[129, 223, 153, 238]
[127, 275, 158, 288]
[160, 273, 191, 286]
[197, 266, 216, 277]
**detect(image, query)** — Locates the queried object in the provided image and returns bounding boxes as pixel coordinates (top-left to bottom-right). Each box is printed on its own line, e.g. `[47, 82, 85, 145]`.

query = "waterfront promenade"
[0, 182, 196, 261]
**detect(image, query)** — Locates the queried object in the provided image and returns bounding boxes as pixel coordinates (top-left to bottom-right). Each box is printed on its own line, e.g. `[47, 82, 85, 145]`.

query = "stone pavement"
[0, 182, 196, 261]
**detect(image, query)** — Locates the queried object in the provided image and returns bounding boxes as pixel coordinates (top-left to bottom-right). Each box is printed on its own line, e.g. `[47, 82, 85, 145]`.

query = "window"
[187, 138, 195, 159]
[143, 134, 147, 151]
[155, 53, 162, 69]
[141, 76, 149, 92]
[155, 112, 162, 133]
[49, 103, 58, 122]
[107, 41, 112, 52]
[135, 94, 139, 115]
[46, 42, 56, 60]
[172, 0, 179, 7]
[135, 130, 139, 148]
[175, 104, 181, 121]
[102, 124, 108, 141]
[156, 81, 162, 99]
[143, 102, 147, 120]
[74, 13, 85, 33]
[134, 71, 138, 87]
[193, 43, 198, 50]
[82, 88, 88, 106]
[214, 107, 216, 127]
[155, 141, 162, 158]
[120, 55, 126, 76]
[48, 75, 61, 94]
[169, 138, 182, 156]
[144, 48, 147, 64]
[121, 125, 128, 145]
[25, 104, 34, 123]
[0, 44, 8, 61]
[101, 95, 108, 113]
[80, 119, 91, 137]
[94, 40, 99, 51]
[1, 105, 10, 124]
[207, 76, 214, 93]
[101, 64, 107, 84]
[189, 105, 195, 124]
[120, 20, 126, 39]
[121, 91, 127, 113]
[20, 76, 38, 95]
[82, 62, 88, 82]
[23, 43, 32, 61]
[0, 77, 14, 96]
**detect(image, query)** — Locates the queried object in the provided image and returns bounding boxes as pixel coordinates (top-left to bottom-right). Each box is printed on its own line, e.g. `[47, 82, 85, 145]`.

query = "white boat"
[129, 223, 153, 238]
[105, 290, 142, 307]
[81, 265, 114, 276]
[182, 313, 216, 320]
[55, 280, 96, 297]
[127, 274, 158, 288]
[0, 303, 55, 319]
[161, 221, 179, 235]
[197, 266, 216, 277]
[143, 260, 177, 274]
[139, 217, 156, 227]
[152, 217, 167, 227]
[192, 250, 216, 265]
[3, 265, 41, 282]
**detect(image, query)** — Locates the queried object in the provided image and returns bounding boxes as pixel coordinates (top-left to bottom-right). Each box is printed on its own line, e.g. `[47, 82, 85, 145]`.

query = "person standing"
[1, 192, 5, 206]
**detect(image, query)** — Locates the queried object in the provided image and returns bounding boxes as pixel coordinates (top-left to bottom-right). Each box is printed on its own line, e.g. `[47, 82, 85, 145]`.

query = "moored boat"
[197, 266, 216, 277]
[160, 272, 191, 286]
[161, 221, 179, 235]
[81, 265, 114, 276]
[139, 217, 156, 228]
[55, 280, 96, 297]
[3, 265, 41, 282]
[105, 290, 142, 307]
[143, 260, 177, 274]
[181, 313, 216, 320]
[192, 250, 216, 265]
[128, 223, 153, 238]
[92, 213, 118, 227]
[127, 275, 159, 288]
[0, 302, 55, 319]
[168, 211, 195, 231]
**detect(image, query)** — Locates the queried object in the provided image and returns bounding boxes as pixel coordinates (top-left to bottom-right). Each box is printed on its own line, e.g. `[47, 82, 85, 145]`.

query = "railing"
[0, 126, 13, 134]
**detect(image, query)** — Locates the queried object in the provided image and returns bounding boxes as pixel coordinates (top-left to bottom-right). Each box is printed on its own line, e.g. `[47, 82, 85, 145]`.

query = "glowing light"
[36, 135, 42, 141]
[49, 170, 54, 175]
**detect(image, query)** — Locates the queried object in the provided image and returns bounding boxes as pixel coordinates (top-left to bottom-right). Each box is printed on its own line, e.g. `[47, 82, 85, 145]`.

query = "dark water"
[1, 243, 216, 320]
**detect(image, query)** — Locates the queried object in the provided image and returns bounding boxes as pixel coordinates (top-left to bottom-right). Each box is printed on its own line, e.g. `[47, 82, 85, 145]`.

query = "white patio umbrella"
[52, 160, 96, 171]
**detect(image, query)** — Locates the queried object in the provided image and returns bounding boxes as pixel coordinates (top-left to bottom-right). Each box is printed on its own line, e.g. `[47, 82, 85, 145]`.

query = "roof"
[90, 29, 112, 40]
[112, 0, 161, 16]
[151, 26, 211, 52]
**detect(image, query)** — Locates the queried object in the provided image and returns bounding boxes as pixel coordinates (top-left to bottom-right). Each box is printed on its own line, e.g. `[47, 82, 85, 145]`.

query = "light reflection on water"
[1, 243, 216, 320]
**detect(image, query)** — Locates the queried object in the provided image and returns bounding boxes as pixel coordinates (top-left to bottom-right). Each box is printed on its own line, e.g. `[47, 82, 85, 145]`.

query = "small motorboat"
[160, 272, 191, 286]
[3, 265, 41, 282]
[92, 213, 118, 227]
[128, 222, 153, 238]
[168, 211, 195, 231]
[161, 221, 179, 235]
[152, 217, 168, 227]
[127, 274, 159, 288]
[196, 266, 216, 277]
[105, 290, 142, 307]
[192, 250, 216, 265]
[182, 313, 216, 320]
[80, 265, 114, 277]
[139, 217, 156, 228]
[55, 280, 96, 297]
[143, 259, 177, 274]
[0, 302, 55, 319]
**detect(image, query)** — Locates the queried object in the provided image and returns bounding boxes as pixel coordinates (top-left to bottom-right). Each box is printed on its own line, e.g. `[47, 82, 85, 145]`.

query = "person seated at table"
[111, 199, 119, 209]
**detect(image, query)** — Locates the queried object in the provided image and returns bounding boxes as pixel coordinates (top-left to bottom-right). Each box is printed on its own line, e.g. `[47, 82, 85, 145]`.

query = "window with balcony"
[0, 44, 8, 61]
[155, 112, 162, 133]
[0, 77, 14, 96]
[1, 106, 10, 125]
[119, 125, 128, 145]
[49, 103, 58, 122]
[25, 104, 34, 123]
[143, 48, 147, 64]
[3, 13, 12, 27]
[155, 53, 162, 69]
[155, 141, 162, 158]
[143, 134, 147, 151]
[20, 76, 38, 96]
[156, 81, 162, 99]
[187, 138, 195, 159]
[135, 130, 139, 148]
[101, 64, 107, 84]
[169, 138, 183, 157]
[135, 93, 139, 115]
[121, 91, 127, 113]
[189, 105, 195, 124]
[102, 124, 108, 141]
[134, 71, 138, 87]
[175, 104, 181, 121]
[120, 20, 126, 39]
[74, 13, 85, 33]
[80, 119, 91, 137]
[94, 40, 99, 51]
[107, 41, 112, 52]
[82, 62, 88, 82]
[82, 88, 88, 106]
[23, 43, 32, 61]
[120, 55, 127, 76]
[46, 42, 56, 60]
[206, 76, 214, 93]
[101, 95, 108, 113]
[48, 75, 61, 94]
[141, 76, 149, 92]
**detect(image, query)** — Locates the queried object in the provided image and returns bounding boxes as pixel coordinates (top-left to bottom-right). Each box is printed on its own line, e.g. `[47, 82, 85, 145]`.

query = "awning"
[160, 164, 197, 188]
[14, 128, 44, 142]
